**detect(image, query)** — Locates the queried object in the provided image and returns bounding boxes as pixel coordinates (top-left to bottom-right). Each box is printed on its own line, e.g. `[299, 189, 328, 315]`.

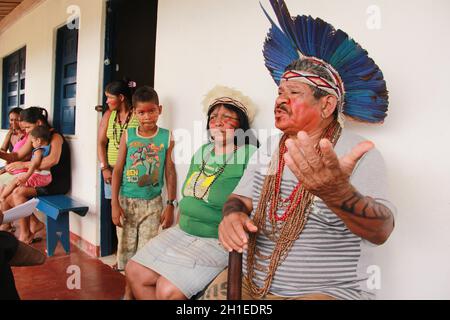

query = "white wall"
[0, 0, 105, 247]
[155, 0, 450, 299]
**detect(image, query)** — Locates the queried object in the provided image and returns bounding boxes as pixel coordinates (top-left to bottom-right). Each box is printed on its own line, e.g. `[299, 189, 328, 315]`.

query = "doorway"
[100, 0, 158, 257]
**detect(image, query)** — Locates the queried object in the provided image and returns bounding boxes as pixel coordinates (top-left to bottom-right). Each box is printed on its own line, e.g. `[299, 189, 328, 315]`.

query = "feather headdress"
[202, 85, 257, 123]
[261, 0, 389, 124]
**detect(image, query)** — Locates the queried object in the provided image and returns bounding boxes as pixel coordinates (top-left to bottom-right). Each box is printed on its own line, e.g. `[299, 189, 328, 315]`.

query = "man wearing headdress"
[203, 0, 395, 300]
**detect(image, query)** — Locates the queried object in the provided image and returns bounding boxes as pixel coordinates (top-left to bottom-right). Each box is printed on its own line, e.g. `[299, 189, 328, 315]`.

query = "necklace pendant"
[277, 201, 289, 209]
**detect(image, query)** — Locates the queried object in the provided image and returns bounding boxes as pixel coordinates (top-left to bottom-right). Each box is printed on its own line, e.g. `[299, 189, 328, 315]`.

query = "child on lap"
[0, 126, 52, 202]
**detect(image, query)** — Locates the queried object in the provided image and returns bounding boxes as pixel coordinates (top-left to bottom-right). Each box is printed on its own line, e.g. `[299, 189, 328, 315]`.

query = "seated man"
[203, 0, 395, 300]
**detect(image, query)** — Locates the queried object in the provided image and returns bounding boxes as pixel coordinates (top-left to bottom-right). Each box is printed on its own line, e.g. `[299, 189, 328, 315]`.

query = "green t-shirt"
[179, 143, 257, 238]
[120, 127, 170, 200]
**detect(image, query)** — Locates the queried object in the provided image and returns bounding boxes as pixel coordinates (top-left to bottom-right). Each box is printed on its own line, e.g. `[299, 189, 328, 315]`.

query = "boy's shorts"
[116, 195, 163, 270]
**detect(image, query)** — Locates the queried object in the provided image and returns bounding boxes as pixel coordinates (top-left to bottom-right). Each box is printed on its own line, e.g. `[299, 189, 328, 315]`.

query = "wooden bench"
[36, 195, 89, 257]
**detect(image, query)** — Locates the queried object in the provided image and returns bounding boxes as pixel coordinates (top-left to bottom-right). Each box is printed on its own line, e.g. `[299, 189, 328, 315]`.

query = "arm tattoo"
[340, 191, 392, 220]
[223, 198, 250, 216]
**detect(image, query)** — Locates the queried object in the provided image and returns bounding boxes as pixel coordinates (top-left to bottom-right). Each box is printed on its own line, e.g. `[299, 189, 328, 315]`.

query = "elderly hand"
[218, 212, 258, 253]
[283, 131, 374, 205]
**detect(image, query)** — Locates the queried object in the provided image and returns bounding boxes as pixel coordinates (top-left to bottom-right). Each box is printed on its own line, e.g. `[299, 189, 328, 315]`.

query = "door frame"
[99, 0, 117, 257]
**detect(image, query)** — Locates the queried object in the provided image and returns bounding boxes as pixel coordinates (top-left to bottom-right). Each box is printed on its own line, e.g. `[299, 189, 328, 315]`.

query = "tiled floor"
[11, 227, 125, 300]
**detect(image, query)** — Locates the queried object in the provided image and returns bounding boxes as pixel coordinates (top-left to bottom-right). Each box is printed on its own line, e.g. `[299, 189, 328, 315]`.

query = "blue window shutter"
[2, 47, 26, 129]
[54, 23, 78, 135]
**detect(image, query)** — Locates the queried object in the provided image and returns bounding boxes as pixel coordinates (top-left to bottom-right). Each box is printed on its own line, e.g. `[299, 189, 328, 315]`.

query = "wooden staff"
[226, 251, 243, 300]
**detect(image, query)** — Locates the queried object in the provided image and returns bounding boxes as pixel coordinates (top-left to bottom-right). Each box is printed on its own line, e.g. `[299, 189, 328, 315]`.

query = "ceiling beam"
[0, 0, 45, 35]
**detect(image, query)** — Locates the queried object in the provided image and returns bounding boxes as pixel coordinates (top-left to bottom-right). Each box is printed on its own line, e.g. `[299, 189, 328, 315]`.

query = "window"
[54, 23, 78, 135]
[2, 47, 26, 129]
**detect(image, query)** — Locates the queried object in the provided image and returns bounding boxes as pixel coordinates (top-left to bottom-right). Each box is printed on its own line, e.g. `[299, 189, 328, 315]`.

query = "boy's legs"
[136, 196, 162, 251]
[116, 219, 134, 300]
[118, 196, 141, 299]
[122, 196, 161, 300]
[117, 197, 141, 270]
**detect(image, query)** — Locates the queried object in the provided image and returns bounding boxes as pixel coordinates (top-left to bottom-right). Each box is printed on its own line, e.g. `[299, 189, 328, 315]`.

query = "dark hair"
[20, 107, 51, 128]
[8, 107, 22, 116]
[132, 86, 159, 106]
[207, 103, 259, 147]
[30, 125, 52, 143]
[105, 79, 135, 106]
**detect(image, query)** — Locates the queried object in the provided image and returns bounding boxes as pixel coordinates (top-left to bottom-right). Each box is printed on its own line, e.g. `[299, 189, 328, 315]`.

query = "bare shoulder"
[102, 109, 112, 119]
[50, 131, 64, 145]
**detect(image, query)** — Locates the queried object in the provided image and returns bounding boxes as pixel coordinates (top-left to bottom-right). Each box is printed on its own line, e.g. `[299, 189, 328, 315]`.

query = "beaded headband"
[209, 97, 249, 116]
[202, 85, 257, 123]
[281, 57, 346, 126]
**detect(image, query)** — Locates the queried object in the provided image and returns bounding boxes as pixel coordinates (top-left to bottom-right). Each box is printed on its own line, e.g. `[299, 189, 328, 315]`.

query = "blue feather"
[262, 0, 389, 123]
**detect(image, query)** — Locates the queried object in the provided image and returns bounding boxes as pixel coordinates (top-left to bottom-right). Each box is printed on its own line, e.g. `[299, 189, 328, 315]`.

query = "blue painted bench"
[36, 195, 89, 257]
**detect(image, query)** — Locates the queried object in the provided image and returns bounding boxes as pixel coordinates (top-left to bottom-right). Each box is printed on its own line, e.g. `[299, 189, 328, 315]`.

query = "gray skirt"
[131, 225, 228, 298]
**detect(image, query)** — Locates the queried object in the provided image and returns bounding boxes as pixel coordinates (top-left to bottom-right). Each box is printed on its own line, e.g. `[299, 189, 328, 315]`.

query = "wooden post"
[226, 251, 243, 300]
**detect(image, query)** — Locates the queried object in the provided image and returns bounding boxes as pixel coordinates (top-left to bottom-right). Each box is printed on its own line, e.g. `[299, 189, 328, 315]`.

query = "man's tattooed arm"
[340, 191, 392, 220]
[324, 186, 395, 245]
[223, 195, 253, 216]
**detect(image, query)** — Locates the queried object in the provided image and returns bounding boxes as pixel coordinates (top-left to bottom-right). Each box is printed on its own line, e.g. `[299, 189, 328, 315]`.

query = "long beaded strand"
[246, 121, 342, 298]
[112, 110, 133, 148]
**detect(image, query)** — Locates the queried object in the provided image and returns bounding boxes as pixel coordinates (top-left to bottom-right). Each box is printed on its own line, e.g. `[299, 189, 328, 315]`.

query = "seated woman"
[1, 107, 25, 153]
[0, 107, 27, 232]
[0, 107, 71, 244]
[0, 107, 29, 183]
[0, 126, 52, 202]
[126, 85, 258, 300]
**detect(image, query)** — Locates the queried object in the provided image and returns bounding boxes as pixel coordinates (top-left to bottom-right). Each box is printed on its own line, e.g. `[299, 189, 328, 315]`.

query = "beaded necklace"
[246, 120, 342, 298]
[193, 143, 238, 200]
[112, 110, 133, 149]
